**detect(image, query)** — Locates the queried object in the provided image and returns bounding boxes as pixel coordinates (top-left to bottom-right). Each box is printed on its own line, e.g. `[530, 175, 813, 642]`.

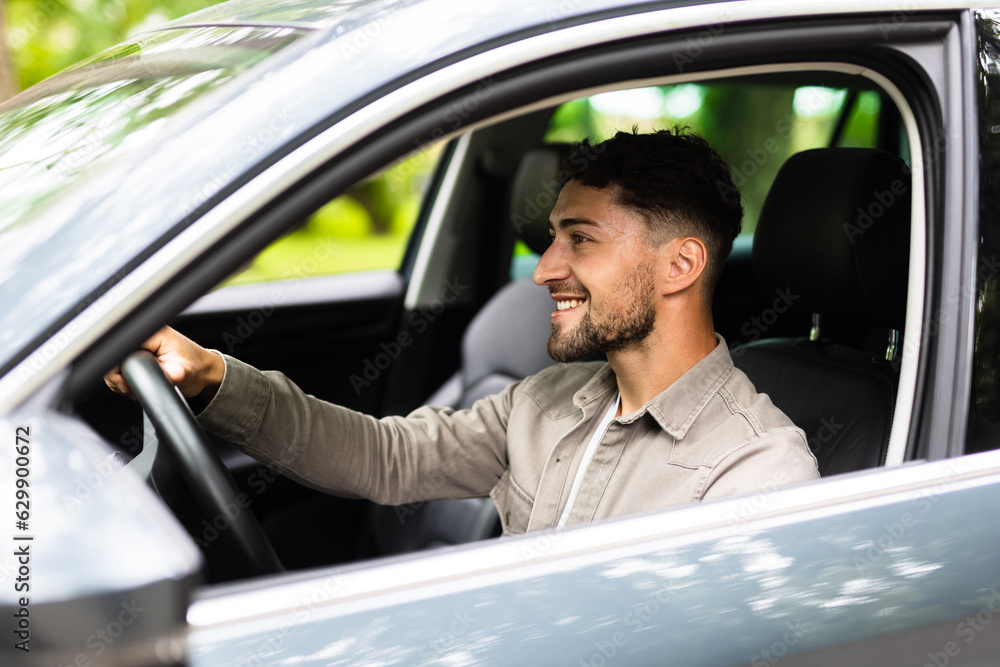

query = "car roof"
[159, 0, 733, 32]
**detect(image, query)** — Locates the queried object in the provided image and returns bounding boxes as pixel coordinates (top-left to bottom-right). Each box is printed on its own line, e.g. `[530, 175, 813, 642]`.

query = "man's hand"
[103, 326, 225, 400]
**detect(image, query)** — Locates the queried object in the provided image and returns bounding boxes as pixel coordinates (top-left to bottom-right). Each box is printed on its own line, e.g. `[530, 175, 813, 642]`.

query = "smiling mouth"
[555, 298, 586, 311]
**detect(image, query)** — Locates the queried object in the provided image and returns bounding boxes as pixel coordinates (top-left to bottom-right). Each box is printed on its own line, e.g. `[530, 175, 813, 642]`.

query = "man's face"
[533, 180, 659, 363]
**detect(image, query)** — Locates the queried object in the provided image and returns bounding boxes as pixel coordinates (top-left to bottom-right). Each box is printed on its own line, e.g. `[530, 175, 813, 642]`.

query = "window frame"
[56, 5, 964, 602]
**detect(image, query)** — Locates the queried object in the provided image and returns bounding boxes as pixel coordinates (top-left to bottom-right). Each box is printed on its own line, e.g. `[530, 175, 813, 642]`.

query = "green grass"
[222, 231, 409, 287]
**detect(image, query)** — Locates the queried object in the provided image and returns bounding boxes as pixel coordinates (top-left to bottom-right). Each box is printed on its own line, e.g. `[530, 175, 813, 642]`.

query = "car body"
[3, 0, 1000, 664]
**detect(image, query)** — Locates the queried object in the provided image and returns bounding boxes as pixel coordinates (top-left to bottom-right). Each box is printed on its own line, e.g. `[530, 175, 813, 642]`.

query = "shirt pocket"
[490, 469, 534, 535]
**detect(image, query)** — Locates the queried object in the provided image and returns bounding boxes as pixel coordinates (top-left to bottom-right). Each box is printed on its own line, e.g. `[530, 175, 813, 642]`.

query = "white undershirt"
[557, 392, 621, 529]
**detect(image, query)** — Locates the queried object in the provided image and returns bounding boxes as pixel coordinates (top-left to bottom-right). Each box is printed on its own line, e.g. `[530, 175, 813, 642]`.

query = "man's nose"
[533, 241, 569, 286]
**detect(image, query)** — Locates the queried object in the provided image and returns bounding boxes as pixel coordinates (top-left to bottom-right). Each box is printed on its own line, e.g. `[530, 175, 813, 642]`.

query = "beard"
[547, 263, 657, 363]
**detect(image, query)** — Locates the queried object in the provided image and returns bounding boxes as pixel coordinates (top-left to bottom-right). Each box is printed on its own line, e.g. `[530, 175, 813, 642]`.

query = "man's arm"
[699, 427, 819, 502]
[104, 327, 512, 505]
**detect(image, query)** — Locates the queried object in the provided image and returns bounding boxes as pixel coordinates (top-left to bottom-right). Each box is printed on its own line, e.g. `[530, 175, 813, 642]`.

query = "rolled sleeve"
[196, 354, 514, 506]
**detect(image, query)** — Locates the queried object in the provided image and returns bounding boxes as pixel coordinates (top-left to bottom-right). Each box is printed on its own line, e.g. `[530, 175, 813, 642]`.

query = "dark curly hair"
[560, 127, 743, 304]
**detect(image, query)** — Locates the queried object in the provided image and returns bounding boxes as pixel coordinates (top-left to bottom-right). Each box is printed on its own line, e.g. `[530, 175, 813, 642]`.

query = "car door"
[4, 1, 998, 666]
[179, 4, 1000, 667]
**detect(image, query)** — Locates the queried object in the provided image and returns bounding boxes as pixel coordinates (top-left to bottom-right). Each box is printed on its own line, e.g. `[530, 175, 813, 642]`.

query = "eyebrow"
[549, 217, 601, 231]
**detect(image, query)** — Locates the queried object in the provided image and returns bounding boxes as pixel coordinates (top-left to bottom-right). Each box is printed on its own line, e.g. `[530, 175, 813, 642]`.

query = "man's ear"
[658, 236, 707, 296]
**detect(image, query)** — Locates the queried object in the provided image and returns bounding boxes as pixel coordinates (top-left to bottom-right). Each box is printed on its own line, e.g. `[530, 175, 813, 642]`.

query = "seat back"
[426, 278, 557, 409]
[732, 148, 911, 475]
[367, 146, 566, 555]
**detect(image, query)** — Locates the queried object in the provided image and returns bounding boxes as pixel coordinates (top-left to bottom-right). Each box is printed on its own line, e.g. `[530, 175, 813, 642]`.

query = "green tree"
[0, 1, 17, 101]
[699, 84, 797, 232]
[4, 0, 221, 91]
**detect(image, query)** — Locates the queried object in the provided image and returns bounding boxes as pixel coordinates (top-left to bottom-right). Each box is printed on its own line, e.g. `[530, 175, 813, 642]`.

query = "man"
[105, 128, 819, 535]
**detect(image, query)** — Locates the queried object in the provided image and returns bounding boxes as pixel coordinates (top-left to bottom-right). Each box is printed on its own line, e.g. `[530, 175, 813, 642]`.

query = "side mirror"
[0, 409, 201, 666]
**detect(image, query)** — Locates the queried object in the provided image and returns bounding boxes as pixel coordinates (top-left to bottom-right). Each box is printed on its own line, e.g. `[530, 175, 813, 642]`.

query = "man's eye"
[573, 234, 589, 244]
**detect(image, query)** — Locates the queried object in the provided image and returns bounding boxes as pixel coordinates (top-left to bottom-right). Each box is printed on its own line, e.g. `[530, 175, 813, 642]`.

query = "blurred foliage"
[253, 80, 883, 286]
[545, 82, 882, 236]
[222, 145, 443, 286]
[4, 0, 223, 90]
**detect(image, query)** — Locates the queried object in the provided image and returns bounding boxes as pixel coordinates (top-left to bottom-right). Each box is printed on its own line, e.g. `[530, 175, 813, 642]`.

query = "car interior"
[70, 67, 914, 584]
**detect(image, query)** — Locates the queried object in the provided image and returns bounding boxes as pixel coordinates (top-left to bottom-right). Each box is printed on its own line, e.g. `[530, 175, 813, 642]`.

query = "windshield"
[0, 25, 306, 373]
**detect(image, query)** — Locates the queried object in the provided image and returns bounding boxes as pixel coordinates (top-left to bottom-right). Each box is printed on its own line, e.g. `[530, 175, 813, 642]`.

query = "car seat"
[731, 147, 911, 475]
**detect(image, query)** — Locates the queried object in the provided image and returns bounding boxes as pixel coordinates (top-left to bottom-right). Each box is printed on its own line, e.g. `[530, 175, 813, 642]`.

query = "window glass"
[0, 26, 305, 240]
[968, 11, 1000, 453]
[221, 143, 444, 286]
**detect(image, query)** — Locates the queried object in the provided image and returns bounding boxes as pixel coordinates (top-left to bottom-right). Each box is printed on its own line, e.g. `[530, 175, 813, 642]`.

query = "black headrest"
[509, 145, 571, 255]
[753, 148, 911, 330]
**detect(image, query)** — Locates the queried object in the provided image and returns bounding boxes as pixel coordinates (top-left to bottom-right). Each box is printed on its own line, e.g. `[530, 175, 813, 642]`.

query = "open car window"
[219, 143, 445, 287]
[512, 75, 899, 280]
[70, 62, 918, 586]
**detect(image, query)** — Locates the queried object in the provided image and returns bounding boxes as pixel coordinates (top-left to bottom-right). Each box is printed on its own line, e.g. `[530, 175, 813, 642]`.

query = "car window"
[511, 75, 890, 279]
[968, 10, 1000, 454]
[219, 143, 444, 286]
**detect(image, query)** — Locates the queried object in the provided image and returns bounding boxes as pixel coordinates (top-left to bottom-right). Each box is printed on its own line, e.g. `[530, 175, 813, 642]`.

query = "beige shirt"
[197, 336, 819, 535]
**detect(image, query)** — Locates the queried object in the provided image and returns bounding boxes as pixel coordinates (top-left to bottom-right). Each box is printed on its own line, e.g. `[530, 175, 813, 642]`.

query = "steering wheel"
[121, 349, 283, 576]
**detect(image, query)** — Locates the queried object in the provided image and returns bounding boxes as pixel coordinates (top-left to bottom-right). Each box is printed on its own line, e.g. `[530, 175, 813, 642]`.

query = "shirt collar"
[571, 334, 734, 439]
